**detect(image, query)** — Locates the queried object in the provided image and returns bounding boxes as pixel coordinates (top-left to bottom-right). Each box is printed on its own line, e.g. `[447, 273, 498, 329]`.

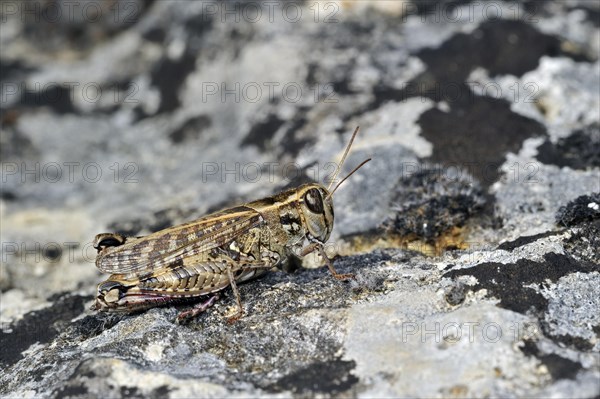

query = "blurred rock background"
[1, 0, 599, 397]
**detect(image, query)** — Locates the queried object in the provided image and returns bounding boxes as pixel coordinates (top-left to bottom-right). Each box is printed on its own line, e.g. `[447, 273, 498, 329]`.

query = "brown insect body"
[92, 127, 368, 322]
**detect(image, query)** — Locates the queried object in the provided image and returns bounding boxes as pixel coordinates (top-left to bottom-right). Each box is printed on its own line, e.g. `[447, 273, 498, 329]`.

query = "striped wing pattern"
[96, 206, 264, 276]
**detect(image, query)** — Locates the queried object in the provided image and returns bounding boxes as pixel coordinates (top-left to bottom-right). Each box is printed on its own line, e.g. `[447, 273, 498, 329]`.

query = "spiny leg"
[319, 246, 355, 280]
[300, 243, 354, 280]
[218, 256, 278, 323]
[173, 254, 275, 324]
[176, 294, 220, 323]
[226, 266, 244, 324]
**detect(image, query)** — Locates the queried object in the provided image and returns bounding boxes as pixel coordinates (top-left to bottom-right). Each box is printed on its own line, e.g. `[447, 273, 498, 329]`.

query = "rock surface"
[1, 1, 599, 397]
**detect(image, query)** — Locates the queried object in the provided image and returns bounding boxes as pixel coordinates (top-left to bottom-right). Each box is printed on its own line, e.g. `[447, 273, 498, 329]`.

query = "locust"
[92, 126, 370, 322]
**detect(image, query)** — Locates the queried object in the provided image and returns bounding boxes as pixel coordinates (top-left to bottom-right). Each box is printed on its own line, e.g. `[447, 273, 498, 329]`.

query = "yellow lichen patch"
[337, 226, 470, 258]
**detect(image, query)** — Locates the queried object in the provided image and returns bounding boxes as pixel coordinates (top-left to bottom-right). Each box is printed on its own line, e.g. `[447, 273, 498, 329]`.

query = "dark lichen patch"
[556, 193, 600, 227]
[1, 190, 17, 201]
[497, 230, 561, 251]
[150, 49, 198, 114]
[120, 386, 143, 398]
[414, 19, 588, 84]
[241, 114, 285, 151]
[540, 353, 584, 380]
[552, 334, 595, 352]
[184, 12, 214, 39]
[417, 96, 547, 187]
[0, 294, 88, 367]
[169, 114, 212, 144]
[242, 112, 312, 157]
[53, 383, 89, 399]
[537, 126, 600, 170]
[279, 115, 312, 157]
[270, 358, 358, 395]
[19, 84, 76, 114]
[563, 219, 600, 264]
[75, 313, 125, 339]
[444, 253, 598, 314]
[151, 386, 171, 399]
[519, 339, 583, 381]
[384, 167, 485, 240]
[43, 245, 62, 261]
[0, 59, 37, 84]
[369, 19, 571, 189]
[331, 74, 358, 96]
[394, 19, 591, 188]
[445, 282, 467, 306]
[142, 27, 166, 43]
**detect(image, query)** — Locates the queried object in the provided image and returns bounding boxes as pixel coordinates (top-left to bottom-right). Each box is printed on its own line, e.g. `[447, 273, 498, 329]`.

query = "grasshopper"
[92, 127, 370, 322]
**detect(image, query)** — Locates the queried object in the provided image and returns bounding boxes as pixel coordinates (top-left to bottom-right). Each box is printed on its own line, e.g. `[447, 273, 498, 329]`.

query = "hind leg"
[176, 294, 220, 323]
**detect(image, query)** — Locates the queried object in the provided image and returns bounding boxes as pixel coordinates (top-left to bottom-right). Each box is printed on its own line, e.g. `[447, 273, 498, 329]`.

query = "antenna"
[327, 126, 361, 191]
[326, 158, 371, 199]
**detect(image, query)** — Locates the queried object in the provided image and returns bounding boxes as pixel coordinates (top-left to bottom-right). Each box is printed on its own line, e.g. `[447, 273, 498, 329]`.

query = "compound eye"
[93, 233, 126, 251]
[304, 188, 324, 213]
